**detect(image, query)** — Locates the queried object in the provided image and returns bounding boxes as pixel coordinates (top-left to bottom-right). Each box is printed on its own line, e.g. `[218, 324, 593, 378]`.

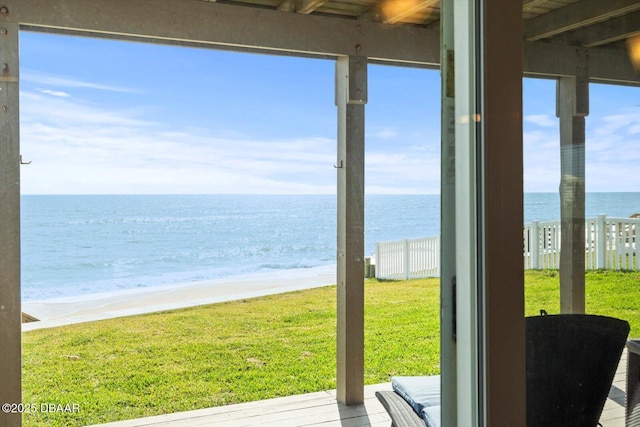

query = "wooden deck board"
[88, 350, 630, 426]
[600, 350, 627, 427]
[86, 383, 393, 427]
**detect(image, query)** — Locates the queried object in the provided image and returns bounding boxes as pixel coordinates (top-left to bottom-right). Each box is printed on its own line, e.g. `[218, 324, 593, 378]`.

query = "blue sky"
[18, 31, 640, 194]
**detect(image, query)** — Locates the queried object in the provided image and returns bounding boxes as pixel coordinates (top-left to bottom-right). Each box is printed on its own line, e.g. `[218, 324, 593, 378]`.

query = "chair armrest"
[375, 390, 426, 427]
[628, 339, 640, 355]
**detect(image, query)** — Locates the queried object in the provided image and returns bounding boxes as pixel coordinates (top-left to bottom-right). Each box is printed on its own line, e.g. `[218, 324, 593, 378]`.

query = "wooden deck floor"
[601, 349, 627, 427]
[88, 350, 629, 427]
[87, 383, 393, 427]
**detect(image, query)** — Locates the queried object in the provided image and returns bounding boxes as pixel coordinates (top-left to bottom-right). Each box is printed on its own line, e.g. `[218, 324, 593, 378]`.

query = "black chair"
[376, 314, 630, 427]
[526, 314, 629, 427]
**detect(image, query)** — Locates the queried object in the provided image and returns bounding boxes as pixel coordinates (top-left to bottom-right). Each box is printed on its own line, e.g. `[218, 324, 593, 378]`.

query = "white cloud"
[586, 162, 640, 191]
[524, 127, 561, 192]
[39, 89, 71, 98]
[524, 114, 556, 127]
[20, 85, 442, 194]
[587, 111, 640, 160]
[369, 128, 398, 139]
[366, 149, 440, 193]
[522, 109, 640, 192]
[591, 111, 640, 136]
[22, 70, 137, 93]
[21, 91, 155, 128]
[21, 79, 638, 195]
[20, 90, 340, 194]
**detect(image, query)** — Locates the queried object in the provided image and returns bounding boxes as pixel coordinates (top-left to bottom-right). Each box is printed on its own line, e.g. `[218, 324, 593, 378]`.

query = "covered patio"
[2, 0, 640, 426]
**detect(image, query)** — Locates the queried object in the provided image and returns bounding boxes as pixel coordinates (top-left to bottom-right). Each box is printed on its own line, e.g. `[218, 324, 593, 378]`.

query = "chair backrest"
[526, 314, 629, 427]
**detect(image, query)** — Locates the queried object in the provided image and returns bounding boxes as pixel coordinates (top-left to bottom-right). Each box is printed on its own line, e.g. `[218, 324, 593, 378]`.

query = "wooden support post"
[335, 55, 366, 405]
[557, 68, 588, 314]
[0, 11, 22, 427]
[481, 0, 525, 423]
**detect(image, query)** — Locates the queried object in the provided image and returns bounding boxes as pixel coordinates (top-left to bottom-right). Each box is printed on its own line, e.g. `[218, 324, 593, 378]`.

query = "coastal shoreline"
[22, 265, 336, 331]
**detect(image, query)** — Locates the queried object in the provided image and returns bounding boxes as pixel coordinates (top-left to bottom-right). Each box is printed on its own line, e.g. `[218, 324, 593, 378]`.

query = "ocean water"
[20, 193, 640, 301]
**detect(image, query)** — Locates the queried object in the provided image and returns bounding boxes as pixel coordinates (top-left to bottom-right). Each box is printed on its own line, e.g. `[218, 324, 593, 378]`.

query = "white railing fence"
[523, 220, 561, 270]
[376, 215, 640, 280]
[374, 236, 440, 280]
[524, 215, 640, 270]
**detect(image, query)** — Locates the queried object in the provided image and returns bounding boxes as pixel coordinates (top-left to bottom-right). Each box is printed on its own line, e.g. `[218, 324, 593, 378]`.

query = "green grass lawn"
[524, 270, 640, 330]
[21, 271, 640, 426]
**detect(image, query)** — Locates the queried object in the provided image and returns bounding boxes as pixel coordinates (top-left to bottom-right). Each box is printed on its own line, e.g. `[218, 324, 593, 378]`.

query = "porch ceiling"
[210, 0, 640, 84]
[217, 0, 640, 49]
[8, 0, 640, 84]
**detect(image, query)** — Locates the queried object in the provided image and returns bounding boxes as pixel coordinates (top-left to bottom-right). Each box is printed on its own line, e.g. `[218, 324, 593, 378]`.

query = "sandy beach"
[22, 266, 336, 331]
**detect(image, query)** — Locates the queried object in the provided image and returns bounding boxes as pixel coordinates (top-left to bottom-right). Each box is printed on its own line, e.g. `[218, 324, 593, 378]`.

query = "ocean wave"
[258, 262, 319, 270]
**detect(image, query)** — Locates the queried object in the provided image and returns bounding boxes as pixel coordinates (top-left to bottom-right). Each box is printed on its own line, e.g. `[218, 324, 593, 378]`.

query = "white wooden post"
[597, 214, 607, 269]
[615, 220, 622, 270]
[403, 239, 410, 280]
[635, 220, 640, 271]
[531, 220, 540, 269]
[375, 242, 380, 279]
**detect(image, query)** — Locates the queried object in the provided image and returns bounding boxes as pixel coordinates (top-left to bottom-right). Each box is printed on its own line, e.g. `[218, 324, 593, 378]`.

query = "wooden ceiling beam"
[276, 0, 297, 12]
[297, 0, 328, 14]
[524, 41, 639, 85]
[522, 0, 550, 12]
[525, 0, 640, 41]
[558, 10, 640, 47]
[276, 0, 328, 14]
[12, 0, 441, 66]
